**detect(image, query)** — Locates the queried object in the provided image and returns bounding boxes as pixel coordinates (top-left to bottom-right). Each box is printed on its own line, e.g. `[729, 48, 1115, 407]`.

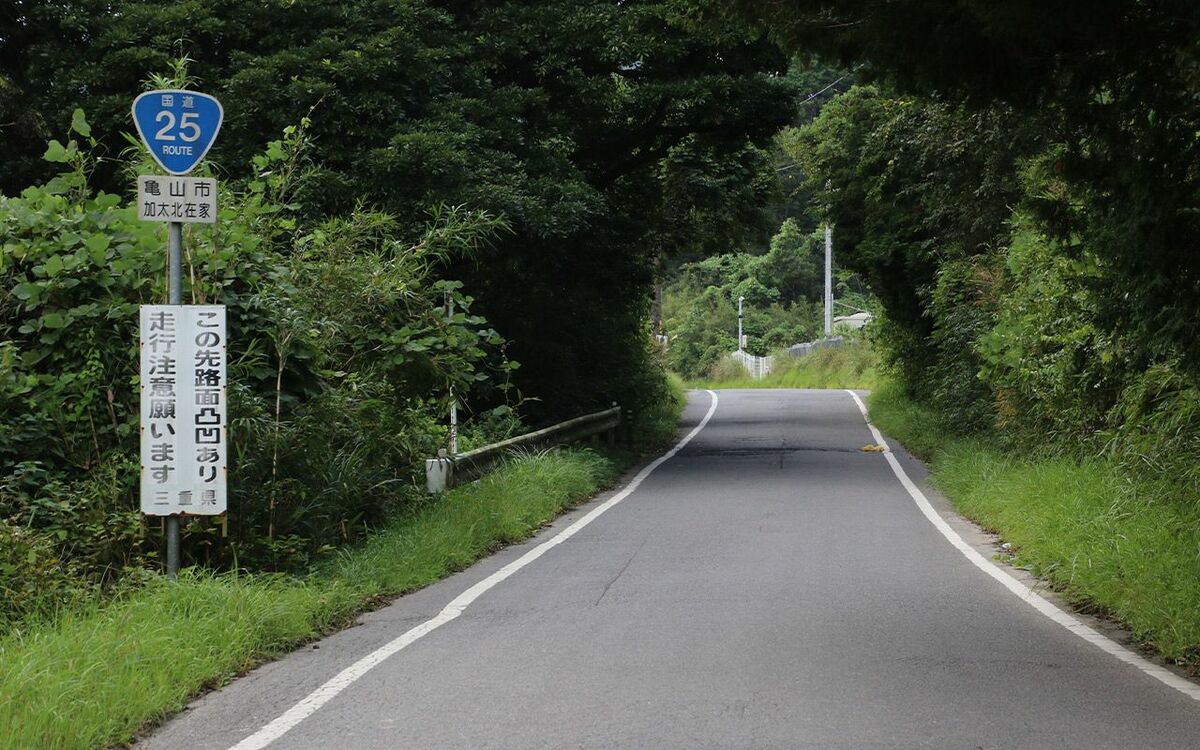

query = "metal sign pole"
[134, 89, 225, 581]
[166, 220, 183, 579]
[446, 293, 458, 457]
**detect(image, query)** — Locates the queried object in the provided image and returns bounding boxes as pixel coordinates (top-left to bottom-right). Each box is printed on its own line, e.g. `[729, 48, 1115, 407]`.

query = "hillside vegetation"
[661, 218, 874, 380]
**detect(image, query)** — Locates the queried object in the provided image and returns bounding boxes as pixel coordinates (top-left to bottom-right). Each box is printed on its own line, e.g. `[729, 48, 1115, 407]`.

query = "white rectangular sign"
[137, 175, 217, 223]
[140, 305, 227, 515]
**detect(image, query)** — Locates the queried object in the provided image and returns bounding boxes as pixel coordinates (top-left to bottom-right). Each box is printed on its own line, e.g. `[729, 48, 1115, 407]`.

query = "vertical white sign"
[140, 305, 227, 515]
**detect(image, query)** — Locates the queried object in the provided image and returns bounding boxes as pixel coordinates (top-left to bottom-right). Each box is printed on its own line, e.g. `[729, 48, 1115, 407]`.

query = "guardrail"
[425, 406, 623, 493]
[785, 335, 846, 359]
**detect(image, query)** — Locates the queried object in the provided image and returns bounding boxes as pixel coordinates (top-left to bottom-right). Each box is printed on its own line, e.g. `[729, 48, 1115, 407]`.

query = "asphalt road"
[141, 389, 1200, 749]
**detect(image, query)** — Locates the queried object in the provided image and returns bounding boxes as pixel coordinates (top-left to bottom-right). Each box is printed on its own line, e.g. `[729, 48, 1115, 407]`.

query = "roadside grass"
[633, 370, 688, 447]
[0, 448, 620, 750]
[690, 343, 879, 390]
[869, 380, 1200, 671]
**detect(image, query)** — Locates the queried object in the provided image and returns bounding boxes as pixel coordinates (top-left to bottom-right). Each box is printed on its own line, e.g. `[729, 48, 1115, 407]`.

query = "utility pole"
[737, 295, 745, 352]
[824, 224, 833, 339]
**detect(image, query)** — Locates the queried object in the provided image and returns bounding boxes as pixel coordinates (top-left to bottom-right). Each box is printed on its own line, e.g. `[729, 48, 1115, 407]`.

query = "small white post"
[426, 453, 452, 494]
[824, 224, 833, 339]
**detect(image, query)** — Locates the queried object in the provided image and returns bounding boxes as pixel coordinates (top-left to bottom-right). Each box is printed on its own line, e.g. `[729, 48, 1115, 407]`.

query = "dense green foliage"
[0, 2, 796, 628]
[662, 219, 827, 377]
[0, 116, 513, 627]
[787, 83, 1200, 472]
[707, 2, 1200, 656]
[14, 0, 1200, 676]
[783, 86, 1027, 428]
[662, 214, 875, 379]
[2, 0, 796, 422]
[654, 54, 871, 381]
[726, 2, 1200, 484]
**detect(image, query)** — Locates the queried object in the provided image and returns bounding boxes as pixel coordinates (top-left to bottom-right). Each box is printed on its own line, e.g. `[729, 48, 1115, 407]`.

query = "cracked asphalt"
[140, 389, 1200, 749]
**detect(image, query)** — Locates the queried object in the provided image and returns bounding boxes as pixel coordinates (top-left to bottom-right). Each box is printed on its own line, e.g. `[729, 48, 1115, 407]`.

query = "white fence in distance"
[729, 336, 850, 381]
[730, 349, 774, 379]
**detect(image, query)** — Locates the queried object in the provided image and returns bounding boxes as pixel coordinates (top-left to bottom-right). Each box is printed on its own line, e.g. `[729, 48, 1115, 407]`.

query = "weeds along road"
[141, 390, 1200, 749]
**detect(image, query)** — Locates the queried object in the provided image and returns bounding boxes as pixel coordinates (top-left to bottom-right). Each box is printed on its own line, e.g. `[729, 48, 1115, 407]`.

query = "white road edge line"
[228, 390, 721, 750]
[844, 388, 1200, 702]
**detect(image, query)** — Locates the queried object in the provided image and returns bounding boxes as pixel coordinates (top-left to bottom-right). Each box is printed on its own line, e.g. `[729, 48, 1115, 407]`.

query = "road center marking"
[844, 389, 1200, 702]
[228, 390, 721, 750]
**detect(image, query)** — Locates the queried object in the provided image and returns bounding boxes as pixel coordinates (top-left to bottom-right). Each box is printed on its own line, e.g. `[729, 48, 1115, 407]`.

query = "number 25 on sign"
[131, 89, 224, 175]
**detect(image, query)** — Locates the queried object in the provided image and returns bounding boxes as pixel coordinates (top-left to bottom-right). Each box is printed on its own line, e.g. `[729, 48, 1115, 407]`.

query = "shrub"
[0, 518, 93, 629]
[976, 220, 1125, 443]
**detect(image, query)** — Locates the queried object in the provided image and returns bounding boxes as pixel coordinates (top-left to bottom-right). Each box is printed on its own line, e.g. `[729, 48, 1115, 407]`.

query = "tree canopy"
[723, 0, 1200, 374]
[2, 0, 797, 418]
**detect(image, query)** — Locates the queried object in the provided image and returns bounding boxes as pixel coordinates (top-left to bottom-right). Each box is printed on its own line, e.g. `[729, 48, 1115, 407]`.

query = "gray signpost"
[167, 222, 181, 577]
[133, 89, 225, 579]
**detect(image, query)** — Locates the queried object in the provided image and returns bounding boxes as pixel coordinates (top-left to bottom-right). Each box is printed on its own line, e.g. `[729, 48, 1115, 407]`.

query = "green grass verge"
[633, 370, 687, 447]
[0, 448, 620, 750]
[869, 379, 1200, 670]
[691, 343, 880, 390]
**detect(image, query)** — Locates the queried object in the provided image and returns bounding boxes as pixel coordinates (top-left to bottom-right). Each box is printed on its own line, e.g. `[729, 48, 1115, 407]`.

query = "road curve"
[141, 389, 1200, 749]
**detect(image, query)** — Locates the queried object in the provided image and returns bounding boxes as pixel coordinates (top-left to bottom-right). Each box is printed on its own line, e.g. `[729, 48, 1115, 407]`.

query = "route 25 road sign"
[132, 89, 224, 175]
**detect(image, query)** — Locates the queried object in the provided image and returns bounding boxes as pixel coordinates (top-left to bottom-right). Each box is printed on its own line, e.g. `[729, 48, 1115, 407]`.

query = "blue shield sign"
[132, 90, 224, 175]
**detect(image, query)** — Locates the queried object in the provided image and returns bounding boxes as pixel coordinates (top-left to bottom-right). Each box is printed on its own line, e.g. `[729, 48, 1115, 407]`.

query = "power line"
[800, 74, 848, 105]
[776, 75, 851, 173]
